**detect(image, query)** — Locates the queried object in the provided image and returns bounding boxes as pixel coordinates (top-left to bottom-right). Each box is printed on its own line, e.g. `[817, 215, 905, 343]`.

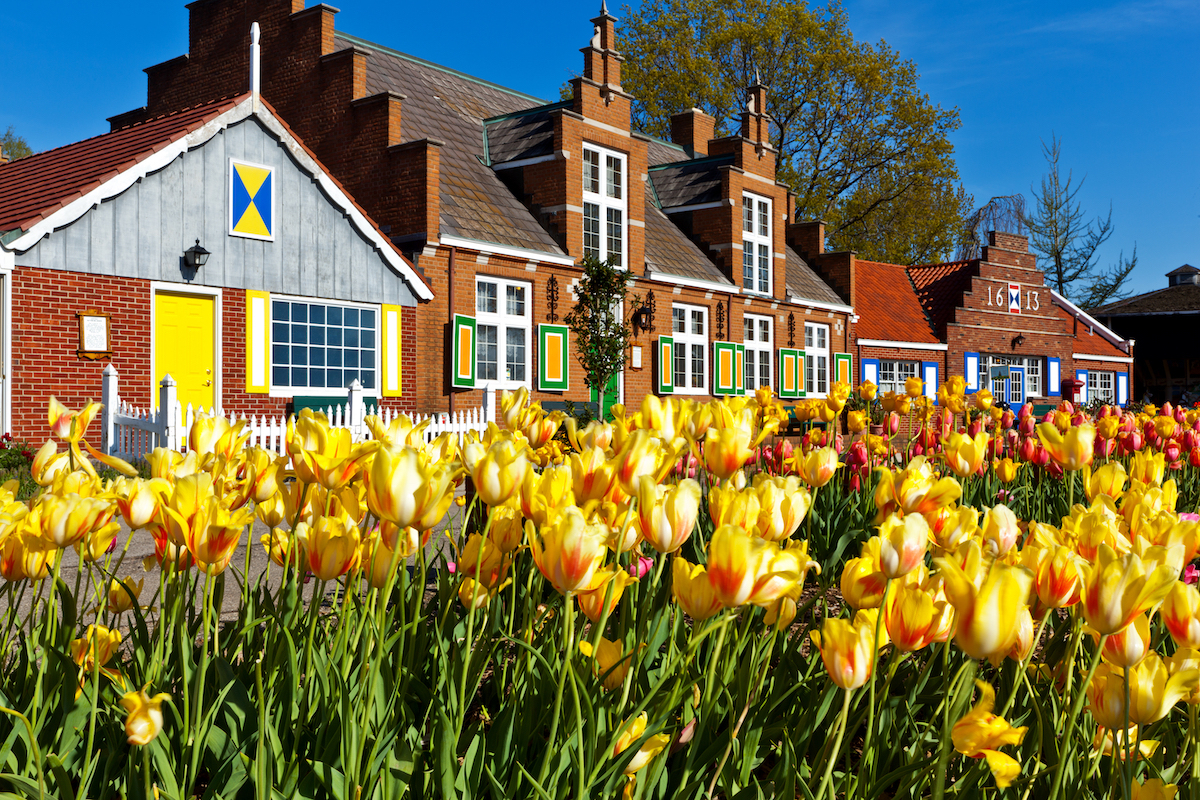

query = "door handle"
[203, 380, 213, 387]
[205, 369, 212, 374]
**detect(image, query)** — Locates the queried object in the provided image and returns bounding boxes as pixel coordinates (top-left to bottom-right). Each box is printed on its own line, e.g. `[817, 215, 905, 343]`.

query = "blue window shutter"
[1047, 357, 1061, 396]
[964, 351, 979, 392]
[922, 361, 939, 400]
[1117, 372, 1129, 406]
[1076, 369, 1088, 403]
[862, 358, 880, 386]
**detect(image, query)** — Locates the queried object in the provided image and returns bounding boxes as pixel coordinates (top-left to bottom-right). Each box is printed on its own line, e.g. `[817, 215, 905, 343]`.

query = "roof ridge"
[336, 31, 548, 106]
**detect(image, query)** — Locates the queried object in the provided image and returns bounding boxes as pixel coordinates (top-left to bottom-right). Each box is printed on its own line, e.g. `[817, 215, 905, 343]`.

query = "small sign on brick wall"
[77, 310, 112, 360]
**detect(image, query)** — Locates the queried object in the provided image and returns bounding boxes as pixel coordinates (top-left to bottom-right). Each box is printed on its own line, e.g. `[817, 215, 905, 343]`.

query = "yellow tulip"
[260, 526, 303, 569]
[1127, 652, 1199, 724]
[119, 686, 170, 745]
[1080, 544, 1177, 635]
[1166, 649, 1200, 705]
[1085, 461, 1128, 503]
[707, 482, 760, 531]
[1131, 779, 1178, 800]
[615, 430, 668, 494]
[859, 381, 878, 401]
[569, 446, 619, 504]
[994, 458, 1018, 484]
[304, 515, 361, 581]
[71, 624, 122, 671]
[188, 415, 250, 461]
[578, 637, 629, 691]
[884, 577, 951, 652]
[612, 713, 670, 774]
[874, 457, 962, 520]
[565, 417, 614, 452]
[487, 501, 525, 553]
[183, 498, 253, 576]
[1162, 581, 1200, 649]
[750, 474, 810, 542]
[457, 534, 509, 592]
[936, 558, 1033, 661]
[526, 506, 607, 595]
[1036, 421, 1095, 471]
[706, 525, 797, 608]
[794, 446, 840, 489]
[704, 426, 753, 481]
[1092, 725, 1160, 761]
[31, 440, 70, 487]
[636, 476, 701, 554]
[576, 567, 637, 624]
[928, 505, 979, 552]
[876, 513, 929, 579]
[951, 681, 1027, 788]
[520, 465, 574, 528]
[938, 385, 967, 415]
[980, 504, 1020, 557]
[365, 412, 433, 450]
[904, 376, 924, 398]
[1032, 544, 1083, 610]
[0, 530, 50, 582]
[359, 534, 400, 590]
[104, 577, 144, 614]
[1093, 612, 1152, 668]
[365, 446, 455, 531]
[847, 410, 867, 434]
[287, 410, 373, 490]
[37, 493, 115, 549]
[973, 388, 995, 412]
[48, 397, 101, 444]
[841, 538, 888, 609]
[1130, 451, 1167, 487]
[810, 617, 874, 689]
[672, 557, 722, 621]
[523, 408, 565, 449]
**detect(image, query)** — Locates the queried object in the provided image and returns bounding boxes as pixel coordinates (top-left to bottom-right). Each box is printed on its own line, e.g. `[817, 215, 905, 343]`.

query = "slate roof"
[484, 104, 564, 166]
[0, 96, 240, 234]
[785, 248, 845, 306]
[648, 154, 734, 209]
[643, 188, 730, 285]
[1093, 283, 1200, 317]
[1166, 264, 1198, 278]
[853, 260, 941, 344]
[907, 260, 977, 337]
[337, 32, 567, 256]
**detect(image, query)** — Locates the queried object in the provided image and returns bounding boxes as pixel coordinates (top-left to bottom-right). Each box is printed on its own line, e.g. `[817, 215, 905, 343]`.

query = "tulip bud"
[120, 686, 170, 745]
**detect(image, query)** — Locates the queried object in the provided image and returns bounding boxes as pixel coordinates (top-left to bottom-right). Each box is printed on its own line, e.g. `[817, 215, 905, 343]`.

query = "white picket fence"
[99, 364, 495, 461]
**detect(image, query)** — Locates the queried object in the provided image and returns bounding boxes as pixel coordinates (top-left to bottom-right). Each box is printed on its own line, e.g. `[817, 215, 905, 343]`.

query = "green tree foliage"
[0, 127, 33, 161]
[621, 0, 969, 263]
[1023, 136, 1136, 308]
[564, 255, 635, 409]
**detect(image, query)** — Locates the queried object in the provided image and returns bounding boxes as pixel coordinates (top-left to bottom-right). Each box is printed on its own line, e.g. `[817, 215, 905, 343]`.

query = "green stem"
[1047, 634, 1109, 800]
[187, 570, 216, 795]
[1000, 611, 1050, 716]
[933, 659, 977, 800]
[536, 596, 575, 786]
[0, 706, 44, 800]
[814, 689, 853, 800]
[857, 577, 891, 791]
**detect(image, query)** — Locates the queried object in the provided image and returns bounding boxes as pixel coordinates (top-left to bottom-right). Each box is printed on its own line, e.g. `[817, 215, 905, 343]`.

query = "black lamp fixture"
[1011, 333, 1026, 350]
[183, 239, 210, 270]
[632, 290, 656, 334]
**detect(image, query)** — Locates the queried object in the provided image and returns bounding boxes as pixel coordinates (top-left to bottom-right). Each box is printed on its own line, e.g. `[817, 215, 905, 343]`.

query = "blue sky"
[4, 0, 1196, 297]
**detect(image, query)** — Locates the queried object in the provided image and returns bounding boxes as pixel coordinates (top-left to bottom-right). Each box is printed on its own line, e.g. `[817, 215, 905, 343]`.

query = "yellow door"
[155, 293, 215, 410]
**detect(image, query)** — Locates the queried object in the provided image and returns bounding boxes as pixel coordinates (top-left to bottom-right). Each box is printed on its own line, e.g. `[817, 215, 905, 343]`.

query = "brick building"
[842, 231, 1135, 407]
[0, 93, 430, 440]
[106, 0, 855, 416]
[1095, 265, 1200, 403]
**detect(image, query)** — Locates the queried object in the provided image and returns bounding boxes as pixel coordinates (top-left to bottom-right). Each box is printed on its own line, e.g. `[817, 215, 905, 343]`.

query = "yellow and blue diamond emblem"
[229, 159, 273, 240]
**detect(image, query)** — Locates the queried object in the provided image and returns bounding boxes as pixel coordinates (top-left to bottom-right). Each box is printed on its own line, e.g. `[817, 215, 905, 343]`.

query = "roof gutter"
[787, 295, 854, 315]
[856, 338, 948, 352]
[1049, 289, 1131, 353]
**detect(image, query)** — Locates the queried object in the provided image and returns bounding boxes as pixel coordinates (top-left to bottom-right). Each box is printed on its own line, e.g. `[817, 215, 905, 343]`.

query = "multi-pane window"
[582, 144, 626, 268]
[476, 277, 531, 387]
[978, 355, 1043, 400]
[741, 192, 771, 294]
[271, 299, 376, 392]
[743, 314, 772, 390]
[878, 360, 920, 396]
[804, 322, 829, 397]
[672, 304, 708, 394]
[1088, 370, 1115, 403]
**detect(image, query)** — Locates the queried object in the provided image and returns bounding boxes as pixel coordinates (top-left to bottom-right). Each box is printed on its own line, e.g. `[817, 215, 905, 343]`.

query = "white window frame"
[804, 322, 829, 398]
[978, 355, 1044, 401]
[741, 192, 772, 295]
[878, 359, 920, 397]
[1088, 370, 1115, 404]
[268, 292, 378, 398]
[671, 303, 708, 395]
[475, 276, 532, 390]
[582, 143, 627, 269]
[743, 313, 773, 390]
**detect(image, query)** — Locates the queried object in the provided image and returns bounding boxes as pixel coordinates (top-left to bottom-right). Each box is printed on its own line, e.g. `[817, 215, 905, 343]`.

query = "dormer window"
[741, 192, 771, 294]
[583, 144, 626, 268]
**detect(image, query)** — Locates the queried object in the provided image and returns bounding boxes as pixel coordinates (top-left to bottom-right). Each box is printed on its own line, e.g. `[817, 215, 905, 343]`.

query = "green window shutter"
[834, 353, 853, 386]
[451, 314, 477, 389]
[537, 324, 570, 391]
[777, 348, 803, 399]
[656, 336, 674, 394]
[736, 344, 746, 395]
[713, 342, 737, 396]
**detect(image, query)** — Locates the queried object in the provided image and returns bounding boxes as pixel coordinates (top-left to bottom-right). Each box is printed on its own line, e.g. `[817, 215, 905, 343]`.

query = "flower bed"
[0, 386, 1197, 799]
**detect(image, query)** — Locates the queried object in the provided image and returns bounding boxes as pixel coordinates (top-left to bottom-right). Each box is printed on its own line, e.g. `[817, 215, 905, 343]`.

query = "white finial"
[591, 24, 601, 49]
[600, 0, 608, 14]
[250, 22, 261, 105]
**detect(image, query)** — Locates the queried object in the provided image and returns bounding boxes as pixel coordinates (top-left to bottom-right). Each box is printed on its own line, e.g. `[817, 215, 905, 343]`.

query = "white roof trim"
[856, 338, 948, 352]
[644, 268, 739, 295]
[437, 234, 575, 267]
[1073, 353, 1134, 364]
[1049, 289, 1129, 352]
[787, 295, 854, 314]
[3, 97, 434, 301]
[492, 154, 558, 171]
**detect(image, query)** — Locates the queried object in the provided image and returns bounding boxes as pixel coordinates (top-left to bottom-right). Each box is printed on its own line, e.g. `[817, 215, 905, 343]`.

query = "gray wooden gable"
[15, 117, 417, 307]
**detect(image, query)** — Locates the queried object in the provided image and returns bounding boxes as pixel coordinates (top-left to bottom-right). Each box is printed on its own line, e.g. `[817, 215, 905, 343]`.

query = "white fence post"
[483, 386, 496, 425]
[159, 374, 179, 451]
[101, 364, 119, 455]
[347, 379, 366, 439]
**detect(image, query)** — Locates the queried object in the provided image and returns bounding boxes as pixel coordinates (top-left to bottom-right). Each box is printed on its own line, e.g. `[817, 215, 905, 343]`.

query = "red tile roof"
[1054, 304, 1130, 358]
[853, 260, 941, 344]
[907, 260, 977, 336]
[0, 95, 243, 233]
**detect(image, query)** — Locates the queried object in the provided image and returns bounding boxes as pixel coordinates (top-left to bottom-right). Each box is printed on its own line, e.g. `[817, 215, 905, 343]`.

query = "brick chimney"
[740, 81, 771, 147]
[670, 108, 715, 158]
[581, 1, 622, 90]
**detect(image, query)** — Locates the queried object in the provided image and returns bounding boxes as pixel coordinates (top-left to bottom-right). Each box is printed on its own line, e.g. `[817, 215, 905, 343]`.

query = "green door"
[590, 372, 620, 420]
